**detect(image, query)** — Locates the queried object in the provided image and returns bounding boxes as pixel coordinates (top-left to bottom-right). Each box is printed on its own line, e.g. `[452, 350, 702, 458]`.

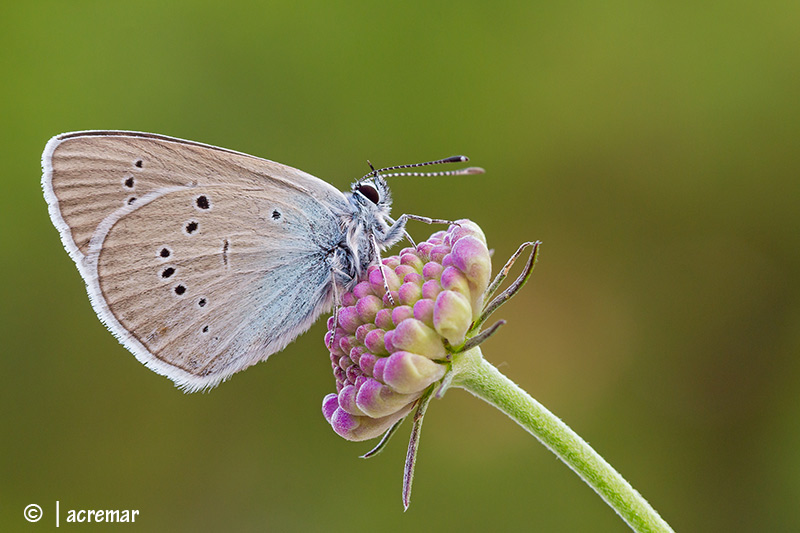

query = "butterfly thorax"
[329, 176, 395, 291]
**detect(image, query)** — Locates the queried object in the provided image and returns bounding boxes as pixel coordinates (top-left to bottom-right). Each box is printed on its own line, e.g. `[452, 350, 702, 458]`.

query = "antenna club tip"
[464, 166, 485, 175]
[446, 155, 469, 163]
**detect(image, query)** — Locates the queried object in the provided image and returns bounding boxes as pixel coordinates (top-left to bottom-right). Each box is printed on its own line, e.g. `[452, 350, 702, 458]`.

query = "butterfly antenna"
[359, 156, 484, 182]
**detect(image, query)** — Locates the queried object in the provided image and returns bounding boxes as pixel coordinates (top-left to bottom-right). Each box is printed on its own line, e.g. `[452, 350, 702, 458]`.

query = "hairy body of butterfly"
[42, 131, 480, 392]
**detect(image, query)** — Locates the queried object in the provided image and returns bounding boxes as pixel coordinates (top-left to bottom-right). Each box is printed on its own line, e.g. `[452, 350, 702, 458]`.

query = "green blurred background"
[2, 1, 799, 531]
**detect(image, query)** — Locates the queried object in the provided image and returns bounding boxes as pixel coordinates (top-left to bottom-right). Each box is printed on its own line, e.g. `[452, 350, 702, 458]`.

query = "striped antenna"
[360, 155, 484, 182]
[379, 167, 485, 178]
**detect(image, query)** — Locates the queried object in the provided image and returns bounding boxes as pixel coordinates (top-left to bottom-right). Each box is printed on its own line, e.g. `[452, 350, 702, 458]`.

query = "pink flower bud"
[356, 378, 422, 418]
[379, 351, 447, 394]
[328, 403, 415, 441]
[364, 328, 389, 355]
[356, 294, 384, 323]
[392, 318, 447, 359]
[322, 219, 493, 441]
[433, 290, 473, 345]
[413, 298, 435, 326]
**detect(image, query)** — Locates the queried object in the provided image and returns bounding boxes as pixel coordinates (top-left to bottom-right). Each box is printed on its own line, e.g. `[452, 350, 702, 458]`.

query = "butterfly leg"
[381, 213, 459, 248]
[327, 266, 343, 349]
[384, 215, 417, 247]
[369, 233, 396, 306]
[399, 213, 459, 226]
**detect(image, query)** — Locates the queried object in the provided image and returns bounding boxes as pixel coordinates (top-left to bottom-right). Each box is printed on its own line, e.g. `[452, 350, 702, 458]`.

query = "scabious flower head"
[322, 220, 492, 441]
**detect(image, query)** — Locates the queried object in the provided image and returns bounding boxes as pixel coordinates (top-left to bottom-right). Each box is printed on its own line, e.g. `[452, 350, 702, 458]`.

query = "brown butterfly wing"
[42, 130, 345, 268]
[43, 131, 352, 390]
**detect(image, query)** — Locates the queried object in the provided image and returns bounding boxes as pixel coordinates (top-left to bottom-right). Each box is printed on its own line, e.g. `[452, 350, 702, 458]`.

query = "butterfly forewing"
[43, 131, 346, 266]
[43, 131, 352, 391]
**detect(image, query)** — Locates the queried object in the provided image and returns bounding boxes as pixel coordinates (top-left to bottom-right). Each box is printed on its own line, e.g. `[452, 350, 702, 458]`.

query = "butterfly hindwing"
[83, 184, 344, 391]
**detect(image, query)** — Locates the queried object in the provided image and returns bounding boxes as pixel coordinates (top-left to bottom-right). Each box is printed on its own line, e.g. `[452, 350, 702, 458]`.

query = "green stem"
[449, 347, 674, 533]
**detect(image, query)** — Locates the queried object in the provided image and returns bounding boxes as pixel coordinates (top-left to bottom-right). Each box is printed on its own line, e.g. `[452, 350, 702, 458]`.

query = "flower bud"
[376, 351, 447, 394]
[433, 290, 473, 346]
[321, 219, 493, 441]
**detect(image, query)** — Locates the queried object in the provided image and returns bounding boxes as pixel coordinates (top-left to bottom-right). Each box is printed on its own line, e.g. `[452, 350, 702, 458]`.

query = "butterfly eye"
[356, 183, 380, 204]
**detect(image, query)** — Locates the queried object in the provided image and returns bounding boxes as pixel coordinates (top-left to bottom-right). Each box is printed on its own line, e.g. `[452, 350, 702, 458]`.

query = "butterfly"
[42, 131, 482, 391]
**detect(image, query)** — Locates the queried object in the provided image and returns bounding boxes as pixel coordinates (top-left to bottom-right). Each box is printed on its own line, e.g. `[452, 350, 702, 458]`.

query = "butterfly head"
[351, 173, 392, 212]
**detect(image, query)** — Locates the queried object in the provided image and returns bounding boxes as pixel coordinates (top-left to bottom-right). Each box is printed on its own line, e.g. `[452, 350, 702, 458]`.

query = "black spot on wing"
[196, 195, 210, 209]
